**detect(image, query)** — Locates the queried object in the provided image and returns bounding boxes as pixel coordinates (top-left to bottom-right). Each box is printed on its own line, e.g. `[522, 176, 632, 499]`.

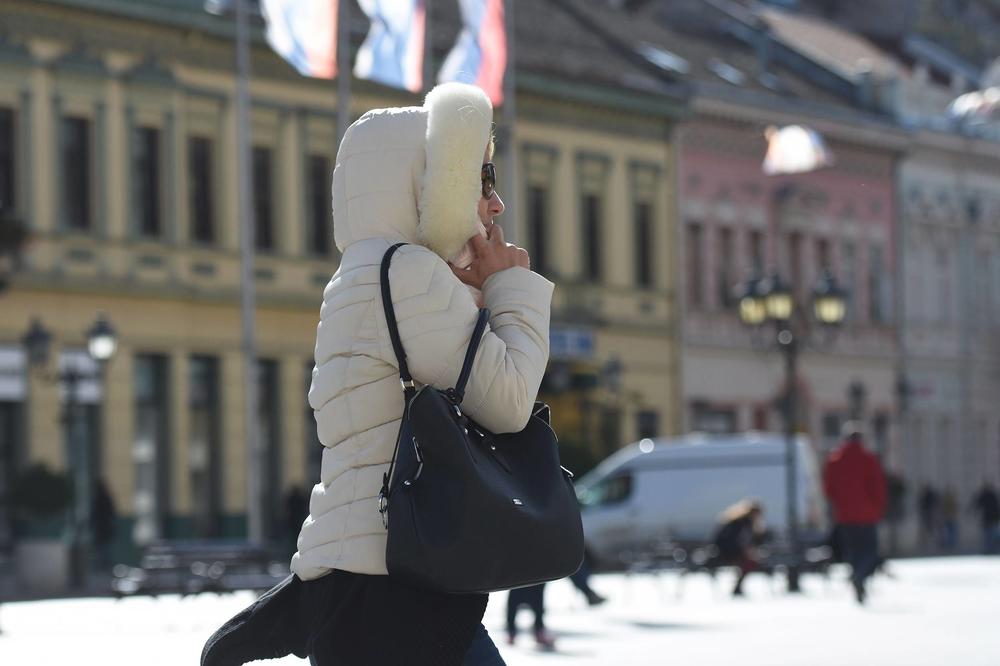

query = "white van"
[575, 432, 829, 569]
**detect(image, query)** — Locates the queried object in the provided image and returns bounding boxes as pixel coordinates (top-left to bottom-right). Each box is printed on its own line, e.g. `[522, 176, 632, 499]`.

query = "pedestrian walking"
[823, 423, 886, 604]
[506, 584, 557, 650]
[90, 478, 116, 572]
[940, 488, 959, 551]
[202, 82, 553, 666]
[918, 484, 940, 553]
[970, 482, 1000, 554]
[568, 554, 607, 606]
[710, 499, 767, 597]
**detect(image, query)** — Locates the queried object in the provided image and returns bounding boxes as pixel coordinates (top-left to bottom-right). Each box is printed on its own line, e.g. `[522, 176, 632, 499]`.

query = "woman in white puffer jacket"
[202, 83, 552, 666]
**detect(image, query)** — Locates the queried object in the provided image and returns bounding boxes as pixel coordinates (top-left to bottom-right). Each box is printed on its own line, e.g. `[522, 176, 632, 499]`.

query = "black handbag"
[376, 243, 584, 594]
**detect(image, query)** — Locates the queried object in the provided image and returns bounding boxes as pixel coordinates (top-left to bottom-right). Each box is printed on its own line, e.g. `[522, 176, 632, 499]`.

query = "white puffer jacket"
[291, 84, 554, 580]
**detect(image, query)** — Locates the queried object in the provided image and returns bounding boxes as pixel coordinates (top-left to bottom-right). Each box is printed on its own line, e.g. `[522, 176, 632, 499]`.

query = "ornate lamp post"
[22, 313, 117, 588]
[734, 269, 847, 591]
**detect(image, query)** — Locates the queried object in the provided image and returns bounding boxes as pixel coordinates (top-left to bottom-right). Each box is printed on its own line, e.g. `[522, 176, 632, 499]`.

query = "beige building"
[0, 0, 686, 563]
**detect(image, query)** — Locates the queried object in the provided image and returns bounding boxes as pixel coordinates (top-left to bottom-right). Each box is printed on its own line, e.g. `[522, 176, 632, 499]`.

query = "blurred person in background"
[940, 488, 959, 552]
[506, 583, 556, 651]
[918, 483, 940, 553]
[970, 482, 1000, 554]
[90, 478, 116, 573]
[711, 499, 767, 597]
[823, 423, 886, 604]
[568, 554, 607, 606]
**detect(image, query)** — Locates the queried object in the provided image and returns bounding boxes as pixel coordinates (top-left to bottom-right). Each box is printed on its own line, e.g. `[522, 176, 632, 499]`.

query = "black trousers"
[305, 570, 488, 665]
[838, 524, 880, 586]
[201, 571, 487, 666]
[506, 584, 546, 636]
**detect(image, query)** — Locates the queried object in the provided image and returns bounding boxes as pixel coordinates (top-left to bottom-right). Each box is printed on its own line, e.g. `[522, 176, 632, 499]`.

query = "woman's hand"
[449, 223, 530, 290]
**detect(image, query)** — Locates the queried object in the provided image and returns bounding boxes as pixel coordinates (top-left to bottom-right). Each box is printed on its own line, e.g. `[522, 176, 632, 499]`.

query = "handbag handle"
[379, 243, 490, 402]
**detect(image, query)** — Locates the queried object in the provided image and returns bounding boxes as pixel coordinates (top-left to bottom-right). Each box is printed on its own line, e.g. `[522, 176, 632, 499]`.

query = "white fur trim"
[418, 83, 493, 261]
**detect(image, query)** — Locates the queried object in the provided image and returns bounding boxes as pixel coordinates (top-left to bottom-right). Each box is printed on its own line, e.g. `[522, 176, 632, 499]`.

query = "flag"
[354, 0, 426, 93]
[261, 0, 338, 79]
[438, 0, 507, 105]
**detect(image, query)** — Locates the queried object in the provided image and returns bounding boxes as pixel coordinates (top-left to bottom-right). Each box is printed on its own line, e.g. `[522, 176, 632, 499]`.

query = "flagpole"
[234, 0, 263, 545]
[337, 0, 352, 149]
[423, 0, 434, 95]
[501, 0, 518, 245]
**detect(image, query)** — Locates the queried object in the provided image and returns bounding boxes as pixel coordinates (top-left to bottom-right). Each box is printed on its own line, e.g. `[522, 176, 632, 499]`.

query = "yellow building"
[0, 0, 685, 562]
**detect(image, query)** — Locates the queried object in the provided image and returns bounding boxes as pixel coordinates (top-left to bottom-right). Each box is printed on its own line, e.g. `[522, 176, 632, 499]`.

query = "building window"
[582, 193, 602, 281]
[634, 202, 653, 288]
[253, 147, 274, 252]
[636, 410, 659, 440]
[133, 354, 170, 545]
[0, 108, 14, 213]
[0, 394, 25, 552]
[718, 226, 733, 307]
[822, 412, 845, 452]
[598, 406, 622, 456]
[869, 245, 886, 323]
[304, 361, 322, 486]
[842, 240, 856, 321]
[189, 355, 222, 538]
[749, 230, 764, 275]
[788, 232, 802, 300]
[872, 412, 889, 460]
[527, 185, 549, 276]
[258, 359, 282, 541]
[816, 238, 831, 271]
[62, 116, 91, 230]
[691, 402, 737, 434]
[936, 246, 952, 323]
[189, 137, 214, 244]
[132, 126, 161, 238]
[686, 223, 703, 308]
[306, 155, 331, 255]
[976, 250, 991, 328]
[752, 405, 768, 431]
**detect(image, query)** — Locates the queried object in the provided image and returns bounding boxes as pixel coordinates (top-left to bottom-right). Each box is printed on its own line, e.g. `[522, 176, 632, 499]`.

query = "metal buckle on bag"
[400, 379, 416, 390]
[377, 493, 388, 528]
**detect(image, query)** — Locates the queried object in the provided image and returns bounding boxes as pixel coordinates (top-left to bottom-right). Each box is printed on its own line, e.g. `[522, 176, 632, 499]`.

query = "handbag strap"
[453, 308, 490, 402]
[380, 243, 417, 398]
[378, 243, 490, 518]
[380, 243, 491, 402]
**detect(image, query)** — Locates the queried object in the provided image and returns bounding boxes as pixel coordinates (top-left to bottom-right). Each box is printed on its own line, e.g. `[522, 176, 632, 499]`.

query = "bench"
[111, 540, 289, 597]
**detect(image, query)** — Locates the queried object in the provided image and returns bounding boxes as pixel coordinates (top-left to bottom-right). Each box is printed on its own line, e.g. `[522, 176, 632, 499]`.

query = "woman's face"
[478, 146, 504, 227]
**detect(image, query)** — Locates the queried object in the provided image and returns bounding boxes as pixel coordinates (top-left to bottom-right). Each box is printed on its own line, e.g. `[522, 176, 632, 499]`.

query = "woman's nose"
[490, 191, 505, 217]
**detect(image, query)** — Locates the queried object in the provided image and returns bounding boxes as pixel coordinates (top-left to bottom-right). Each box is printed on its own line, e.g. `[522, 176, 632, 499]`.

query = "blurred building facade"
[756, 0, 1000, 551]
[1, 0, 998, 578]
[0, 0, 686, 564]
[605, 2, 908, 465]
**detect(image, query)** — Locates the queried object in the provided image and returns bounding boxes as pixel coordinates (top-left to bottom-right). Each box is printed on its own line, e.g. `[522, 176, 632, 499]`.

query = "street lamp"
[22, 313, 118, 588]
[734, 270, 847, 592]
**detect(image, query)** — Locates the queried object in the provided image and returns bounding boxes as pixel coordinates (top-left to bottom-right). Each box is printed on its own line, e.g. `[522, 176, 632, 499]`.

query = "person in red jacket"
[823, 423, 886, 604]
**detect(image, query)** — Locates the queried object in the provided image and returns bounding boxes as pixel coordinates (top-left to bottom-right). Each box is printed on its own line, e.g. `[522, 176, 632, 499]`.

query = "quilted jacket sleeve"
[383, 245, 554, 434]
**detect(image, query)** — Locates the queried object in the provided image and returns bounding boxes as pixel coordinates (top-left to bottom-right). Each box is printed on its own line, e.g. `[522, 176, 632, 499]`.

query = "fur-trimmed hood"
[331, 83, 493, 262]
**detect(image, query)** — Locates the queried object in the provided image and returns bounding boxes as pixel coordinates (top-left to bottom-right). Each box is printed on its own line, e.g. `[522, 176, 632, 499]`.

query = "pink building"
[678, 111, 903, 459]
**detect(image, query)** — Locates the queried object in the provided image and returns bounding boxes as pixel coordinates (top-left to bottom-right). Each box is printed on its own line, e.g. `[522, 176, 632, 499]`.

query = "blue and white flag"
[261, 0, 339, 79]
[353, 0, 425, 93]
[438, 0, 506, 105]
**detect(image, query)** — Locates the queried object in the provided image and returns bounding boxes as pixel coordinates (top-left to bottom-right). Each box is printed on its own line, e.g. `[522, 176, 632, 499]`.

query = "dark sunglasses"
[481, 162, 496, 199]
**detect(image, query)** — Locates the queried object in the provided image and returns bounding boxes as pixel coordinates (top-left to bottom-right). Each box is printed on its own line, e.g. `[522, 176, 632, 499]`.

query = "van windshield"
[578, 473, 633, 507]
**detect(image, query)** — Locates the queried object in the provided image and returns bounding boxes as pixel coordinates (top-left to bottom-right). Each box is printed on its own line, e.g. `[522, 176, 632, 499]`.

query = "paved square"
[1, 557, 996, 665]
